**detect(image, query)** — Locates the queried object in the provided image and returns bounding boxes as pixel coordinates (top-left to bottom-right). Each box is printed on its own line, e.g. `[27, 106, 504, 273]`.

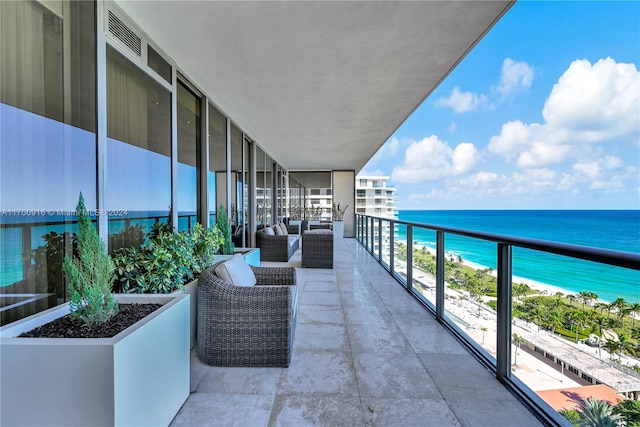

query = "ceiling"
[115, 0, 514, 173]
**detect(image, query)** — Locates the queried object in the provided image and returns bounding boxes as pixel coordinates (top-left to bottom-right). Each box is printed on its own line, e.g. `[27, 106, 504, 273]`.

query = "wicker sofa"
[256, 224, 300, 262]
[197, 261, 298, 367]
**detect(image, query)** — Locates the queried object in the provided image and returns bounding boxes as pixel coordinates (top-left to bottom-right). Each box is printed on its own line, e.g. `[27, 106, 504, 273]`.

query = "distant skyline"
[360, 1, 639, 210]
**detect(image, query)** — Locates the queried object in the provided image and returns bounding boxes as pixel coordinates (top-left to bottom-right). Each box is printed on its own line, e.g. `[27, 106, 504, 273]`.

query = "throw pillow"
[273, 224, 283, 235]
[214, 253, 257, 287]
[279, 223, 288, 235]
[264, 226, 275, 236]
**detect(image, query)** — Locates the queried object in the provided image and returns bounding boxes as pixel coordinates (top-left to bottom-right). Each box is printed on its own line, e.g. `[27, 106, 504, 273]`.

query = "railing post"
[497, 243, 513, 381]
[406, 226, 413, 292]
[435, 230, 445, 321]
[377, 218, 382, 260]
[369, 216, 374, 254]
[21, 226, 32, 284]
[389, 220, 395, 274]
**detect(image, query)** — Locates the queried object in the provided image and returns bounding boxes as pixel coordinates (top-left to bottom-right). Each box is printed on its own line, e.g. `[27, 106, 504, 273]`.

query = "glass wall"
[230, 123, 243, 230]
[264, 155, 273, 226]
[0, 1, 294, 325]
[255, 146, 266, 227]
[208, 105, 227, 225]
[176, 81, 200, 231]
[0, 0, 96, 322]
[106, 45, 171, 250]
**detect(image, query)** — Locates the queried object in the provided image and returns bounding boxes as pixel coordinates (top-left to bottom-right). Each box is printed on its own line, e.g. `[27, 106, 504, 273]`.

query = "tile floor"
[170, 239, 542, 427]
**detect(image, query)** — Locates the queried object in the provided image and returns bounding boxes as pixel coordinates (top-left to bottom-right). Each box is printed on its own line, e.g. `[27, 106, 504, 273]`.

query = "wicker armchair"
[197, 262, 298, 367]
[302, 229, 334, 268]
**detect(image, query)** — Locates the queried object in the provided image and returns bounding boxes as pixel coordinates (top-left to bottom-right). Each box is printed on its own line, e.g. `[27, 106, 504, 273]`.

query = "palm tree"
[591, 315, 610, 338]
[512, 333, 525, 366]
[629, 302, 640, 329]
[548, 309, 564, 334]
[618, 333, 637, 357]
[576, 397, 622, 427]
[568, 294, 577, 308]
[588, 291, 599, 307]
[596, 302, 609, 315]
[611, 297, 627, 322]
[531, 306, 546, 331]
[603, 340, 621, 361]
[578, 291, 590, 311]
[568, 310, 588, 342]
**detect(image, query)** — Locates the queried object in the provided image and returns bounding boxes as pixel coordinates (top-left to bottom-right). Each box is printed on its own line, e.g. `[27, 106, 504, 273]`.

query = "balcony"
[171, 238, 543, 426]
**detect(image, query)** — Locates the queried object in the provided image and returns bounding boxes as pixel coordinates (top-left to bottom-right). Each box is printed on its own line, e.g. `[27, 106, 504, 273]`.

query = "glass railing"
[0, 212, 197, 325]
[356, 214, 640, 425]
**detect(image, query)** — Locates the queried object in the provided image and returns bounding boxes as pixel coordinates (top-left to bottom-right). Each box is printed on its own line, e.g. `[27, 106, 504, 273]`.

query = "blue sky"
[360, 1, 639, 210]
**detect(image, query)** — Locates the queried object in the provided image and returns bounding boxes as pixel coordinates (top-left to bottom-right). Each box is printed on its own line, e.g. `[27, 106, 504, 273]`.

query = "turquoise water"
[396, 210, 639, 304]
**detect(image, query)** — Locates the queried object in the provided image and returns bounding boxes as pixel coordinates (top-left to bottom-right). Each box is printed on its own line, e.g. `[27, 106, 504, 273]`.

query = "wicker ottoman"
[302, 229, 334, 268]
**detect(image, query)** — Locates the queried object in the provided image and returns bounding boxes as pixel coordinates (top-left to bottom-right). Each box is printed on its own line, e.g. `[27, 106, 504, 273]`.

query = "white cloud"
[603, 155, 623, 170]
[436, 58, 534, 113]
[516, 142, 572, 168]
[496, 58, 534, 98]
[543, 57, 639, 142]
[435, 87, 487, 113]
[573, 161, 601, 180]
[489, 58, 640, 169]
[391, 136, 478, 183]
[452, 143, 478, 174]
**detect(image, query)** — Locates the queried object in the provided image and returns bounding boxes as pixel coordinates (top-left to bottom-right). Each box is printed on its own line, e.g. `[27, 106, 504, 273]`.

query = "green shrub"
[112, 226, 194, 294]
[108, 224, 145, 253]
[62, 194, 118, 325]
[191, 223, 224, 276]
[217, 206, 235, 255]
[31, 231, 77, 296]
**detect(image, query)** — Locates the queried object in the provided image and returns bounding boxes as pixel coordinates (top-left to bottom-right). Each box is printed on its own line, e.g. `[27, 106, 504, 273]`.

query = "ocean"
[2, 210, 638, 303]
[396, 210, 639, 304]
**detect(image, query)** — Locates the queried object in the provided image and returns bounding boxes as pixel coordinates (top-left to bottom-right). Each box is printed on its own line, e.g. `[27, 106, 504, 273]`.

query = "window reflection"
[209, 105, 226, 225]
[177, 82, 200, 231]
[106, 45, 171, 247]
[0, 0, 96, 323]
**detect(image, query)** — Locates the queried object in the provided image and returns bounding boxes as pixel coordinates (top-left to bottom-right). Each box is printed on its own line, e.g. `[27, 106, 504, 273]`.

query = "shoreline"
[411, 244, 610, 303]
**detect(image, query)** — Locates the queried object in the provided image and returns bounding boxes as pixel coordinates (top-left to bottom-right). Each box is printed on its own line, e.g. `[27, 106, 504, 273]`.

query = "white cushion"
[263, 226, 275, 236]
[214, 253, 256, 287]
[273, 224, 284, 235]
[279, 223, 288, 235]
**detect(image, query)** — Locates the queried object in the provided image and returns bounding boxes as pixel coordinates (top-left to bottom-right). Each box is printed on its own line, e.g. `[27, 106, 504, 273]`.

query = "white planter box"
[0, 294, 190, 427]
[333, 221, 345, 238]
[182, 279, 198, 348]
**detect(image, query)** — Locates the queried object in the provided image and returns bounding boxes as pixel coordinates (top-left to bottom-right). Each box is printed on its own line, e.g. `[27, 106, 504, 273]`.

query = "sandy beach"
[413, 244, 576, 298]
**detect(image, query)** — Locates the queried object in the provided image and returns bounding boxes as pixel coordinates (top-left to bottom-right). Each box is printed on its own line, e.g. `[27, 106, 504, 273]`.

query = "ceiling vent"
[107, 10, 142, 58]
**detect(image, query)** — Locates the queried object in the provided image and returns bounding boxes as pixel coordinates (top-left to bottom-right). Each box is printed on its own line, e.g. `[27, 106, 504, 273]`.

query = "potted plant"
[215, 205, 261, 266]
[111, 221, 225, 347]
[217, 205, 235, 256]
[332, 202, 349, 238]
[0, 194, 190, 426]
[182, 222, 224, 347]
[289, 205, 304, 234]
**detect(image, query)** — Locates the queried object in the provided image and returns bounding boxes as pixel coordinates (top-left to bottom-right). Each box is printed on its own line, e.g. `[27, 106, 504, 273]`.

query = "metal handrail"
[382, 216, 640, 270]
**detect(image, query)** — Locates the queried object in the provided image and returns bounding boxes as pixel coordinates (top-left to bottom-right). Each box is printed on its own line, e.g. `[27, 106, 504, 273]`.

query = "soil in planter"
[18, 303, 162, 338]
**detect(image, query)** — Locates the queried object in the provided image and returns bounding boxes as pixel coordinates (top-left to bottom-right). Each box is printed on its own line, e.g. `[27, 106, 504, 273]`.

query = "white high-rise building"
[355, 175, 398, 255]
[355, 176, 398, 218]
